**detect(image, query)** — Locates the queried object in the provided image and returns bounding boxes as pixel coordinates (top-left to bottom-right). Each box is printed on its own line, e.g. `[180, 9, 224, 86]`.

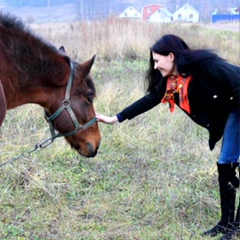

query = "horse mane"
[0, 12, 68, 85]
[0, 12, 57, 51]
[0, 12, 29, 32]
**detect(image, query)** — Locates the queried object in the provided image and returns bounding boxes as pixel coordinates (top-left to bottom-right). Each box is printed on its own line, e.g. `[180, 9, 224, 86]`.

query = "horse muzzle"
[78, 142, 99, 158]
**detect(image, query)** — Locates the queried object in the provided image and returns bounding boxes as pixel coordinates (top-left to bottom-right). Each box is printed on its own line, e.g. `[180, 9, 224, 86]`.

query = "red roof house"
[142, 4, 165, 20]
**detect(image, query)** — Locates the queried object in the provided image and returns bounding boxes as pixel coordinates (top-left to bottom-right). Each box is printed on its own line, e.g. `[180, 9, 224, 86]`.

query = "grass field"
[0, 18, 239, 239]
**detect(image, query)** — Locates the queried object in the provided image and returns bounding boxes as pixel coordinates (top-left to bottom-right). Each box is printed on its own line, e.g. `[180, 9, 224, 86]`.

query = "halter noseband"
[44, 61, 96, 142]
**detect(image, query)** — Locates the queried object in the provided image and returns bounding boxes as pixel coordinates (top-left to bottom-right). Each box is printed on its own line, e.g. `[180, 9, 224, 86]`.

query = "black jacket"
[117, 58, 240, 150]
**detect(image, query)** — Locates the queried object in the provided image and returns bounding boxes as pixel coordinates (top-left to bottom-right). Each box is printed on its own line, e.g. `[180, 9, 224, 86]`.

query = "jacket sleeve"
[116, 78, 167, 122]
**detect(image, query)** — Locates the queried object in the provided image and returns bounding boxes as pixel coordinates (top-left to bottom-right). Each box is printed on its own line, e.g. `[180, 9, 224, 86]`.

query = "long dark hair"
[145, 34, 220, 93]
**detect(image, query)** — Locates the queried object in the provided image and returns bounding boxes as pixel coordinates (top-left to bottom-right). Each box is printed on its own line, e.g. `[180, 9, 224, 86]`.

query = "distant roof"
[160, 8, 172, 17]
[142, 4, 165, 20]
[212, 7, 240, 15]
[142, 3, 164, 8]
[119, 6, 142, 18]
[175, 3, 199, 14]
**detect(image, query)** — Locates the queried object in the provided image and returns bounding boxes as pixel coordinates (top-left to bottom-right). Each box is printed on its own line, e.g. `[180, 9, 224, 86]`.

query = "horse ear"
[79, 55, 96, 76]
[91, 54, 97, 62]
[0, 81, 7, 127]
[58, 46, 71, 66]
[59, 46, 66, 53]
[59, 46, 69, 60]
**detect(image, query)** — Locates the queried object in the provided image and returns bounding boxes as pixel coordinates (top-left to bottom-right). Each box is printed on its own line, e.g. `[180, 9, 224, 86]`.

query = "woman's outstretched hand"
[96, 113, 119, 124]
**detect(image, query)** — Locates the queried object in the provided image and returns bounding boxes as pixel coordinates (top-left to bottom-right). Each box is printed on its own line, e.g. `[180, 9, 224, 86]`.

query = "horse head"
[0, 13, 101, 158]
[45, 52, 101, 158]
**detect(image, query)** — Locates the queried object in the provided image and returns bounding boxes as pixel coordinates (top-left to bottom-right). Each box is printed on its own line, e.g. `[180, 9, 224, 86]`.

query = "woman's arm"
[96, 78, 167, 124]
[96, 113, 119, 124]
[96, 89, 163, 124]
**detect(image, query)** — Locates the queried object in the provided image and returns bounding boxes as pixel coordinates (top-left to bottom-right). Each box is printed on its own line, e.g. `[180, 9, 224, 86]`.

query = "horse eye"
[86, 96, 93, 104]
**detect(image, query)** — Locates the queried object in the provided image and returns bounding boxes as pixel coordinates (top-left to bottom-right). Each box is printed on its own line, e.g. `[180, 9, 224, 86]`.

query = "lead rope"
[0, 135, 56, 167]
[0, 114, 97, 168]
[0, 61, 97, 167]
[0, 62, 72, 168]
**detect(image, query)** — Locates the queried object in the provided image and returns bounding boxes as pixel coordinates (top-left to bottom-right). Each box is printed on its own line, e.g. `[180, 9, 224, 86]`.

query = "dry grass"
[0, 18, 239, 239]
[32, 18, 240, 64]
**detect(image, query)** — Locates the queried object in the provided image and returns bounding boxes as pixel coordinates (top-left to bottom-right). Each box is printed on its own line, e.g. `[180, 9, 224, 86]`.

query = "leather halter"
[44, 61, 96, 142]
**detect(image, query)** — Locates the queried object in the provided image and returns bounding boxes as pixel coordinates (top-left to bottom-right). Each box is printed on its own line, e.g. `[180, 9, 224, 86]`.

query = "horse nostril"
[86, 142, 98, 157]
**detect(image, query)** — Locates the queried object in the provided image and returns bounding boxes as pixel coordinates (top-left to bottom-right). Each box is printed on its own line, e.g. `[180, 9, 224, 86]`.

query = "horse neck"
[2, 58, 69, 110]
[0, 20, 70, 110]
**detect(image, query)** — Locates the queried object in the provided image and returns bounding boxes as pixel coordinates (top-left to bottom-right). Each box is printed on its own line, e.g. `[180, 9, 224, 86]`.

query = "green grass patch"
[0, 19, 239, 239]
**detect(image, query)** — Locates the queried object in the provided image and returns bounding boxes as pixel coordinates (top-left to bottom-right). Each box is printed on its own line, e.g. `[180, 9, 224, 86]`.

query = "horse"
[0, 13, 101, 158]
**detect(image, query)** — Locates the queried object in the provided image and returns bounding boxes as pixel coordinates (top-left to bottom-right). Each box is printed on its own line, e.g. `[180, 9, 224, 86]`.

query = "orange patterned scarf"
[161, 75, 192, 114]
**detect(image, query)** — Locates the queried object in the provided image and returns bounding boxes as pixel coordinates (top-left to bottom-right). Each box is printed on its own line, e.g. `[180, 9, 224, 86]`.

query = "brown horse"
[0, 13, 101, 157]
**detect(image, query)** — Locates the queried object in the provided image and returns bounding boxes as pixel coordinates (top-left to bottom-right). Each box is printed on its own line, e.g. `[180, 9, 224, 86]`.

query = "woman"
[96, 34, 240, 240]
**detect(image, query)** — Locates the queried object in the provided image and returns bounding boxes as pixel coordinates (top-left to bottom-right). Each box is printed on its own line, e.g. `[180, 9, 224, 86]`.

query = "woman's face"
[152, 51, 177, 77]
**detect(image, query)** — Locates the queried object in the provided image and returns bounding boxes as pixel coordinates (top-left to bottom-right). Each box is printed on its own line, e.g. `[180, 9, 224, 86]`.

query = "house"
[148, 8, 172, 23]
[212, 7, 240, 15]
[211, 7, 240, 22]
[119, 6, 142, 19]
[172, 3, 199, 23]
[142, 4, 165, 21]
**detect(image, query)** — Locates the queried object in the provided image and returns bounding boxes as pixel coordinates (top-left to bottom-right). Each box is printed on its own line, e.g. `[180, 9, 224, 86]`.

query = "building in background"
[172, 3, 199, 22]
[142, 4, 165, 21]
[147, 7, 172, 23]
[211, 6, 240, 22]
[119, 6, 142, 19]
[1, 0, 239, 23]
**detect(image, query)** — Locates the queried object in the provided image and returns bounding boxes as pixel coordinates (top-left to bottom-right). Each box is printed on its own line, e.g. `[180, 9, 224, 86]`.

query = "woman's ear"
[169, 52, 175, 61]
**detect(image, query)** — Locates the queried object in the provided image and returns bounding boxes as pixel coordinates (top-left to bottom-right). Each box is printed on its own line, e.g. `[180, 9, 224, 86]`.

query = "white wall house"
[119, 6, 142, 19]
[148, 8, 172, 22]
[173, 3, 199, 22]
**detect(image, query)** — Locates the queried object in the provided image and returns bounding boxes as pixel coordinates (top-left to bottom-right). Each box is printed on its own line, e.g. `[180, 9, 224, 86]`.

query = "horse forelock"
[86, 76, 96, 98]
[72, 61, 96, 98]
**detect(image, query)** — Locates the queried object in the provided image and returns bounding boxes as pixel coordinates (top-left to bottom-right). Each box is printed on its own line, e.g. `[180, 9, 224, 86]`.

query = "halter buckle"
[62, 99, 70, 107]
